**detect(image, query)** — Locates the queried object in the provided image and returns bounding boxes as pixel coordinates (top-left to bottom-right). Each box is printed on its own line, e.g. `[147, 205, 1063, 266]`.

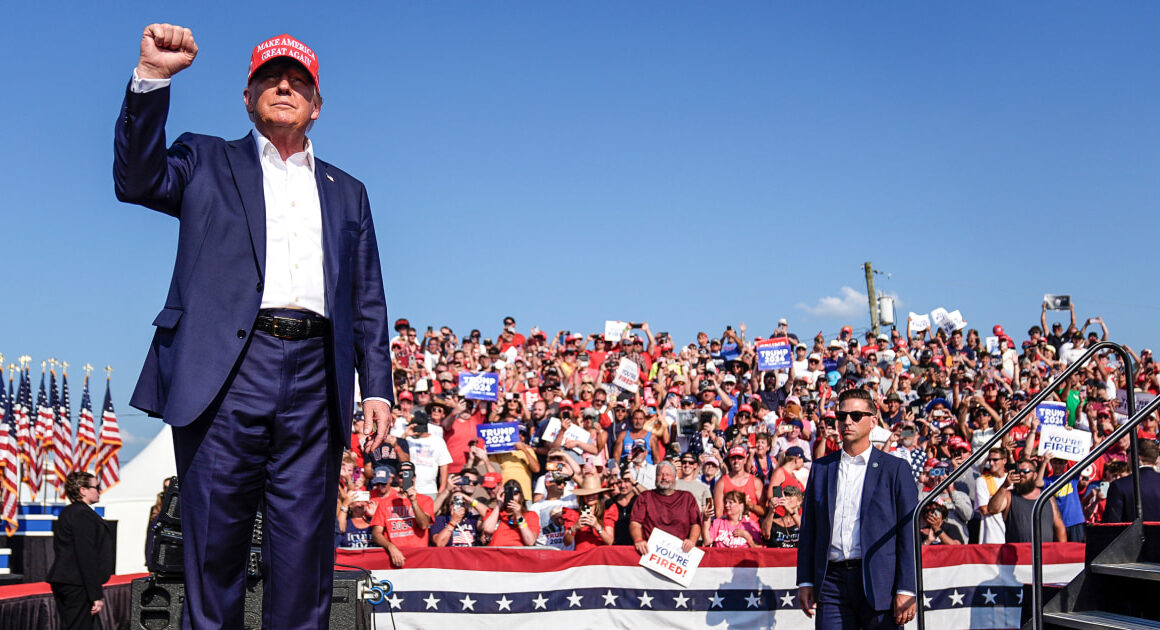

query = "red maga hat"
[248, 34, 320, 87]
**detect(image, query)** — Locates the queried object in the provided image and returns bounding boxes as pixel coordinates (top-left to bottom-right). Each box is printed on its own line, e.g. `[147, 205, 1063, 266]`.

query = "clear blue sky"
[3, 2, 1158, 460]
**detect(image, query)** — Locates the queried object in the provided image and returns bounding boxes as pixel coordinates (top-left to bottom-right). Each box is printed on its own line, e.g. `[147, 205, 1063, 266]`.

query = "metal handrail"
[1029, 388, 1154, 630]
[912, 340, 1133, 630]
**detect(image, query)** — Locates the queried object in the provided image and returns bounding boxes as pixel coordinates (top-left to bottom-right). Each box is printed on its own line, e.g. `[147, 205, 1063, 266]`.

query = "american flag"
[31, 370, 53, 500]
[95, 378, 122, 491]
[1, 371, 18, 535]
[73, 375, 97, 474]
[15, 367, 36, 497]
[337, 544, 1085, 630]
[54, 371, 75, 495]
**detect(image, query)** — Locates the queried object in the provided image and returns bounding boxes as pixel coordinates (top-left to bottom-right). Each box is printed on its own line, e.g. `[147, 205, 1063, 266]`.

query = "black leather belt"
[255, 310, 330, 340]
[829, 559, 862, 570]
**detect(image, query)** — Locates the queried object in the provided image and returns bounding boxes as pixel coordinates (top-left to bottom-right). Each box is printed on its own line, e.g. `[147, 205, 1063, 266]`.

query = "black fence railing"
[912, 341, 1135, 630]
[1028, 390, 1156, 630]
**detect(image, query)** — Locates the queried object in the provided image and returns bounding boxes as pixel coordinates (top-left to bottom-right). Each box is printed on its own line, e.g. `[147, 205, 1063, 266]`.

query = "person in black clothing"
[606, 473, 638, 545]
[48, 471, 115, 630]
[1103, 439, 1160, 523]
[987, 459, 1067, 543]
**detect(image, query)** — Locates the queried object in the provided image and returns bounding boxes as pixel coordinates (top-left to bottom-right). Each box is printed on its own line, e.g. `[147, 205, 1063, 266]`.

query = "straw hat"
[572, 474, 610, 497]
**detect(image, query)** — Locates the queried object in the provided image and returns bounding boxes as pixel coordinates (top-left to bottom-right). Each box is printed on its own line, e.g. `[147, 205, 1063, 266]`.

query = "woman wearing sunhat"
[563, 475, 617, 551]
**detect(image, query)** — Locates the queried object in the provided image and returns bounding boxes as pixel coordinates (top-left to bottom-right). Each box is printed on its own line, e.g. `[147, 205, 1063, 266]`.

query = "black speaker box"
[129, 572, 370, 630]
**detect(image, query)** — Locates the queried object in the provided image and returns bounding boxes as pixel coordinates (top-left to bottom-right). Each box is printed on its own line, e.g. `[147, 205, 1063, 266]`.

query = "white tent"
[99, 424, 176, 574]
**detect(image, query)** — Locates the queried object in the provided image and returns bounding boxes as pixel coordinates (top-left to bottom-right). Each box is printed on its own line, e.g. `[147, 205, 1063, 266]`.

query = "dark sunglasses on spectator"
[835, 410, 874, 423]
[1016, 468, 1036, 474]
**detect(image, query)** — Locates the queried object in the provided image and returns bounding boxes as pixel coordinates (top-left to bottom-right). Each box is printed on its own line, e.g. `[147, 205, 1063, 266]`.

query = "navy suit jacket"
[1103, 467, 1160, 523]
[47, 502, 115, 601]
[796, 445, 919, 611]
[113, 83, 394, 443]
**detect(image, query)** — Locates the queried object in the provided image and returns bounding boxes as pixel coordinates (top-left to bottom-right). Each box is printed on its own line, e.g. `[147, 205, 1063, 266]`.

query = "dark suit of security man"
[48, 472, 115, 630]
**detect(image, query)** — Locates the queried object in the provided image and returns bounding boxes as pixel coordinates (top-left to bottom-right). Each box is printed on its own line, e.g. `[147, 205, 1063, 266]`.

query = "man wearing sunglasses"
[986, 459, 1067, 543]
[797, 388, 918, 628]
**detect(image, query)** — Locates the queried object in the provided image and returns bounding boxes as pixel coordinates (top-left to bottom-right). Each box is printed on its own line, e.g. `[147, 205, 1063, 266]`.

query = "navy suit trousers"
[173, 323, 340, 630]
[816, 561, 898, 630]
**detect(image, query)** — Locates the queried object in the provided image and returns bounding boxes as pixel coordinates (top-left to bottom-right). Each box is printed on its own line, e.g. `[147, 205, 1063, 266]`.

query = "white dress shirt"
[252, 129, 326, 316]
[829, 442, 872, 561]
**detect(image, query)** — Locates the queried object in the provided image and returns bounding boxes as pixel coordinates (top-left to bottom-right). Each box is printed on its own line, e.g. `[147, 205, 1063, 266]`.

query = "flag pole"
[18, 356, 30, 504]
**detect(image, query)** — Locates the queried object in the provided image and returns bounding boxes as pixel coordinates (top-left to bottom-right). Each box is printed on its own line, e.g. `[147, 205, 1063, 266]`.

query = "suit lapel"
[315, 159, 341, 308]
[860, 448, 884, 522]
[225, 135, 266, 279]
[827, 454, 839, 526]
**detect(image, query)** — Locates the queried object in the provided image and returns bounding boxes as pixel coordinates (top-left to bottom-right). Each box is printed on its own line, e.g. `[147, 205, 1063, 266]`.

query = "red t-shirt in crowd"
[370, 489, 434, 549]
[564, 503, 619, 552]
[444, 410, 484, 469]
[487, 511, 540, 547]
[630, 489, 701, 542]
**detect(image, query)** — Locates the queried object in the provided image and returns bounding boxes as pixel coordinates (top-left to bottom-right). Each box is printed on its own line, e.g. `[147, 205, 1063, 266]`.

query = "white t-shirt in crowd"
[405, 434, 453, 496]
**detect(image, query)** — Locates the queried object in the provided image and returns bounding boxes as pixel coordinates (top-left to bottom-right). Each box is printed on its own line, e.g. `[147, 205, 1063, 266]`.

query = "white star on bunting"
[638, 591, 654, 608]
[673, 593, 689, 608]
[458, 595, 476, 611]
[567, 591, 584, 608]
[949, 590, 965, 606]
[496, 595, 513, 611]
[709, 592, 725, 608]
[532, 594, 549, 610]
[423, 594, 440, 610]
[386, 594, 403, 610]
[923, 595, 932, 609]
[780, 592, 795, 607]
[982, 589, 997, 605]
[745, 592, 762, 608]
[602, 590, 619, 606]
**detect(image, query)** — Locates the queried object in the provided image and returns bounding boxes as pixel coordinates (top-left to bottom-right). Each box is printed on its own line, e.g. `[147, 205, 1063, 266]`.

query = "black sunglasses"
[835, 410, 875, 423]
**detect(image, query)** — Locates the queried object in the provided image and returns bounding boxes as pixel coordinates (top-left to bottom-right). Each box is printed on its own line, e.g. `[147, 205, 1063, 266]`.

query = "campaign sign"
[476, 422, 520, 454]
[638, 528, 704, 588]
[1035, 402, 1069, 428]
[756, 337, 792, 371]
[1037, 425, 1092, 462]
[613, 358, 640, 393]
[459, 372, 500, 401]
[605, 320, 630, 343]
[909, 312, 931, 333]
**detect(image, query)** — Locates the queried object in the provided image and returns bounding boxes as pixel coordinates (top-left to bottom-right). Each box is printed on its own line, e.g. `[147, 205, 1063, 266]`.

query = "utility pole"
[864, 261, 879, 337]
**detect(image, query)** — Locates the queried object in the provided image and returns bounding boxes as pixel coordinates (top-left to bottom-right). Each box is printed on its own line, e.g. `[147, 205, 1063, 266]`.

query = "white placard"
[538, 417, 594, 450]
[909, 312, 931, 332]
[1037, 425, 1092, 462]
[612, 357, 640, 393]
[604, 320, 630, 343]
[638, 528, 704, 587]
[985, 336, 999, 353]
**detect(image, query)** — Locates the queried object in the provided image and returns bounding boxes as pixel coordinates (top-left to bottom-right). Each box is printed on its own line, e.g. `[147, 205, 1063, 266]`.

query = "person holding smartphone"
[482, 480, 539, 546]
[369, 462, 433, 567]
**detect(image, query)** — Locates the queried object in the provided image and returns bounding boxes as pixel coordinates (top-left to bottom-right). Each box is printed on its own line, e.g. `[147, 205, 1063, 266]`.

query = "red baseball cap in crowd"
[728, 445, 747, 458]
[398, 391, 413, 402]
[248, 34, 320, 87]
[393, 318, 409, 331]
[738, 404, 753, 414]
[949, 436, 971, 452]
[993, 325, 1005, 336]
[558, 399, 575, 409]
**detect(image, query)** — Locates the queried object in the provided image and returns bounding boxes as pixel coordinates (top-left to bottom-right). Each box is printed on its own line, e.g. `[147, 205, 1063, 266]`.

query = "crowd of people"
[333, 303, 1160, 562]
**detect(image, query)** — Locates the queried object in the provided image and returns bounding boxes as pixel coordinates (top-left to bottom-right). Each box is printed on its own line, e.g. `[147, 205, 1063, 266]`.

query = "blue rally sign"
[476, 422, 520, 453]
[1035, 401, 1069, 428]
[755, 337, 793, 371]
[459, 372, 500, 401]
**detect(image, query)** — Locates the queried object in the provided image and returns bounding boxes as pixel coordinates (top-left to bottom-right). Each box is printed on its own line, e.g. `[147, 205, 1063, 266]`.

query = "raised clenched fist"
[137, 23, 198, 80]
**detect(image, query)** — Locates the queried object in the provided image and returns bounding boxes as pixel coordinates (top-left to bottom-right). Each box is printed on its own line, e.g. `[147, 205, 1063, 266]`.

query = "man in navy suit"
[114, 24, 395, 629]
[1103, 438, 1160, 523]
[797, 388, 918, 629]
